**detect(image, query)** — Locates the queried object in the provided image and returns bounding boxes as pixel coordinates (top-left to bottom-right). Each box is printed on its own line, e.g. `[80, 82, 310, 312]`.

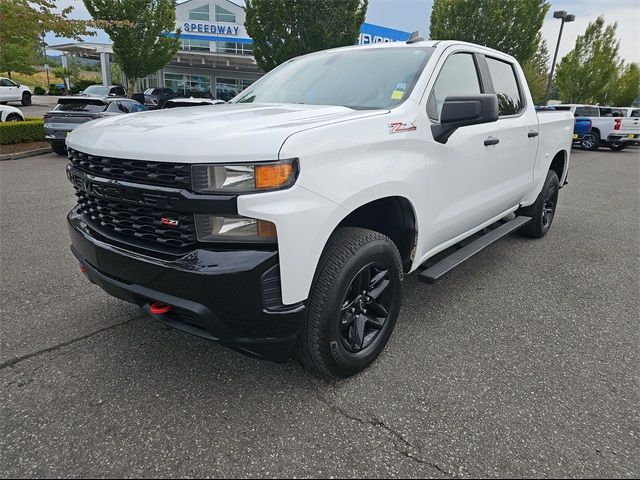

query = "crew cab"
[65, 41, 573, 377]
[0, 77, 32, 106]
[554, 104, 640, 151]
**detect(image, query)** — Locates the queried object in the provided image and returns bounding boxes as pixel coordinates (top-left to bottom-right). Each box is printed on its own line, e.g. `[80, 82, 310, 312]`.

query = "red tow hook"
[79, 265, 87, 273]
[149, 302, 173, 315]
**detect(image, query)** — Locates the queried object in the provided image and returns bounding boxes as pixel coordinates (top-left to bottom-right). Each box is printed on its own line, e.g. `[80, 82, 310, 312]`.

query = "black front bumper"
[68, 211, 305, 362]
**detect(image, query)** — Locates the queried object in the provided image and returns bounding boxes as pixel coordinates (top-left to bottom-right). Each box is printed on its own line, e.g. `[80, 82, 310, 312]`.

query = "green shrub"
[0, 119, 45, 145]
[34, 86, 46, 95]
[70, 78, 101, 95]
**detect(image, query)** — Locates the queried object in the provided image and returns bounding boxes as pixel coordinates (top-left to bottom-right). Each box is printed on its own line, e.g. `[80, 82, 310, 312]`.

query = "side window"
[589, 107, 600, 117]
[117, 101, 131, 113]
[427, 53, 481, 121]
[111, 86, 125, 96]
[106, 102, 120, 113]
[485, 57, 524, 116]
[0, 79, 15, 87]
[574, 106, 590, 117]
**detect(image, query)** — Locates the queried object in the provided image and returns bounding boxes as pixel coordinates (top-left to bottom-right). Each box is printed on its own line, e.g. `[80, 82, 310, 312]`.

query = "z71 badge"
[389, 121, 417, 133]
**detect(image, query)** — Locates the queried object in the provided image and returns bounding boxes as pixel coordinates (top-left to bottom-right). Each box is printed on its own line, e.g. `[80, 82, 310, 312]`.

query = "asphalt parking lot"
[7, 95, 59, 118]
[1, 148, 639, 478]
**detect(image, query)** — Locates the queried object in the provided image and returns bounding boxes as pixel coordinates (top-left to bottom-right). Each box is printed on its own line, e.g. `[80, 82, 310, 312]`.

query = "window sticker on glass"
[391, 82, 407, 100]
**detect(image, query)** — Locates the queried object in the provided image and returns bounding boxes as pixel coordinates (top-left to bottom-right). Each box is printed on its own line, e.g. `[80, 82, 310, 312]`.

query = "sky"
[46, 0, 640, 64]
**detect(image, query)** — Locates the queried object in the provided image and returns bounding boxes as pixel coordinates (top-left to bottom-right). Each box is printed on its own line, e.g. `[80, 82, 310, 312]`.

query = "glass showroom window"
[165, 73, 211, 96]
[189, 4, 210, 21]
[215, 5, 235, 22]
[181, 39, 210, 52]
[216, 77, 254, 101]
[215, 41, 253, 56]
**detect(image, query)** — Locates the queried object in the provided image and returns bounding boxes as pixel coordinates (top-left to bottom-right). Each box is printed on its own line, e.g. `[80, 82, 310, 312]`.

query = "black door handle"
[528, 130, 539, 138]
[484, 136, 500, 146]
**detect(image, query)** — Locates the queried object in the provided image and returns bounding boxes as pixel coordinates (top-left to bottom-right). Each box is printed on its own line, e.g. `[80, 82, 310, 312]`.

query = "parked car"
[162, 97, 225, 109]
[0, 77, 32, 106]
[0, 104, 25, 122]
[554, 104, 640, 151]
[78, 84, 127, 97]
[44, 97, 146, 156]
[65, 40, 573, 377]
[142, 87, 177, 109]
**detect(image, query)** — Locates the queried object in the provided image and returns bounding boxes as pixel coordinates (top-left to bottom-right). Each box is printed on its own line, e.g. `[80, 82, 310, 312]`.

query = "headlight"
[195, 214, 277, 243]
[191, 159, 298, 194]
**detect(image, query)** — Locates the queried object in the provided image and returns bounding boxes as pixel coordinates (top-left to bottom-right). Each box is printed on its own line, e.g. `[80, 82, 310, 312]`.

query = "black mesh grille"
[68, 148, 191, 189]
[75, 190, 197, 249]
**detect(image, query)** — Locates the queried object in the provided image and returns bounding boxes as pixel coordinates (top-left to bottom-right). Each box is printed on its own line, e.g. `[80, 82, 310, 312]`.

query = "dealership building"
[52, 0, 411, 100]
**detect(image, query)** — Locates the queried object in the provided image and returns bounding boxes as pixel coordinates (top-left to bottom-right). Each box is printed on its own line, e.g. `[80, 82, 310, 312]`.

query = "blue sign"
[359, 23, 411, 44]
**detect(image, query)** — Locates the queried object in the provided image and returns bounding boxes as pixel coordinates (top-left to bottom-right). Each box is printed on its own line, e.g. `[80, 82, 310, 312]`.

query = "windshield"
[234, 47, 434, 110]
[83, 85, 108, 96]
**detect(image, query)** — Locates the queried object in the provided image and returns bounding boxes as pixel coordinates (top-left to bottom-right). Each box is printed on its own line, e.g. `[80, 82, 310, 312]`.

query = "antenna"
[407, 31, 424, 44]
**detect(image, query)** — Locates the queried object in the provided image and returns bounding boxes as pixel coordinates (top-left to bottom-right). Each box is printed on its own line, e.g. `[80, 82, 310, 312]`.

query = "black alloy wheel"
[339, 262, 395, 353]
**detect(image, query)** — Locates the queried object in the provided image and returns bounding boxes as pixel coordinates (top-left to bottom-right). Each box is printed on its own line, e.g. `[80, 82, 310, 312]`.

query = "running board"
[418, 216, 532, 284]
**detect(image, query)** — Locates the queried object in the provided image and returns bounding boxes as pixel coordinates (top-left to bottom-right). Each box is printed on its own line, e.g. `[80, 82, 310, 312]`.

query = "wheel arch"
[549, 149, 568, 184]
[334, 195, 418, 272]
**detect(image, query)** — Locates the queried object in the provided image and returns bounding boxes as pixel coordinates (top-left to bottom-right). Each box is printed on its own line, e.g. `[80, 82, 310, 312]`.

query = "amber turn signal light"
[255, 163, 294, 190]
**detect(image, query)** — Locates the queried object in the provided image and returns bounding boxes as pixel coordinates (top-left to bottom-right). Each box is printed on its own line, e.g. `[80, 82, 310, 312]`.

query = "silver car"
[44, 97, 146, 155]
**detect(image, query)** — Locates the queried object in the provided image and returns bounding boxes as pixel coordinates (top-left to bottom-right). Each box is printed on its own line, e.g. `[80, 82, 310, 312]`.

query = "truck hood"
[66, 103, 387, 163]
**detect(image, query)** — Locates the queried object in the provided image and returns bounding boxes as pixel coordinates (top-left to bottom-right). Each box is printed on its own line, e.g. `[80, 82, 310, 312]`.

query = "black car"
[142, 87, 177, 109]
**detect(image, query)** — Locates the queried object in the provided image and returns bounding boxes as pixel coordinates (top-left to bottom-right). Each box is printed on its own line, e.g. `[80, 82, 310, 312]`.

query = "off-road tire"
[295, 227, 403, 378]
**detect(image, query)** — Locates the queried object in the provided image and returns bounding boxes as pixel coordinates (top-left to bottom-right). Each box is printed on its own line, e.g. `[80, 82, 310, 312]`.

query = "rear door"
[482, 55, 539, 203]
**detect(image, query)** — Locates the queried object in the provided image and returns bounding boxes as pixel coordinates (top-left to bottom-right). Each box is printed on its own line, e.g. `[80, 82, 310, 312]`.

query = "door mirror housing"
[431, 94, 499, 144]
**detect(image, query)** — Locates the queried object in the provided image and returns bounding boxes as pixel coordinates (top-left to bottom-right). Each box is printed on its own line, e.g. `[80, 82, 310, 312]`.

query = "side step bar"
[418, 216, 532, 284]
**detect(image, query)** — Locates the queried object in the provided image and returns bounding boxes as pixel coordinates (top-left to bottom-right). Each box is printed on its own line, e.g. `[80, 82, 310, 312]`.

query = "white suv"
[0, 77, 33, 106]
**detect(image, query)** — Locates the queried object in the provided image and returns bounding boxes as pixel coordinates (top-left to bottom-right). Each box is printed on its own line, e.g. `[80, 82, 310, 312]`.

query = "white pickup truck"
[554, 104, 640, 151]
[65, 40, 573, 377]
[0, 77, 33, 106]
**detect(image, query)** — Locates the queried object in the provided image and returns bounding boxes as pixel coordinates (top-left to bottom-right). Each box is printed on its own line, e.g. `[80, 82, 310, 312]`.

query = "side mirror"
[431, 94, 499, 144]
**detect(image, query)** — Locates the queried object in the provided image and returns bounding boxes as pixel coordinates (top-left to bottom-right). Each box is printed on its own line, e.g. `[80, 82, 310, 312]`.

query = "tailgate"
[619, 117, 640, 135]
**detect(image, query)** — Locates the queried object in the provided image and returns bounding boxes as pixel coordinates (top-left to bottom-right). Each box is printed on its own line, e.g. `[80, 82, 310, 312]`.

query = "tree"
[521, 39, 549, 105]
[429, 0, 549, 64]
[53, 63, 81, 94]
[0, 0, 95, 77]
[555, 17, 621, 104]
[84, 0, 181, 95]
[245, 0, 368, 72]
[608, 63, 640, 107]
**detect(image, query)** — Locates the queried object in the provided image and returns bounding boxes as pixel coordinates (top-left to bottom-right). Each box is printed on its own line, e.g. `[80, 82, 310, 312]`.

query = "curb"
[0, 147, 53, 161]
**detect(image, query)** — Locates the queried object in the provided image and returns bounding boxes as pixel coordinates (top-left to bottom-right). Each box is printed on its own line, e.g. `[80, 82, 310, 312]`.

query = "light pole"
[545, 10, 575, 104]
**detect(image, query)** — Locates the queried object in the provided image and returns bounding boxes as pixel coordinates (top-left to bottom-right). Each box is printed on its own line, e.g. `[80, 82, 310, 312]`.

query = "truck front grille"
[75, 190, 197, 249]
[68, 148, 191, 189]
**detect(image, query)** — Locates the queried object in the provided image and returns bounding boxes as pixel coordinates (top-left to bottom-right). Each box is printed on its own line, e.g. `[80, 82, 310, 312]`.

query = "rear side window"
[485, 57, 524, 116]
[427, 53, 481, 121]
[631, 109, 640, 117]
[589, 107, 600, 117]
[574, 106, 590, 116]
[111, 86, 126, 96]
